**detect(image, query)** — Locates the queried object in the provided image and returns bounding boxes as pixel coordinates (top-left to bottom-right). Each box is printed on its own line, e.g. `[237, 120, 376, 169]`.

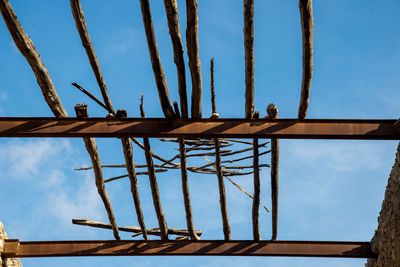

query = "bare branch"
[244, 0, 255, 119]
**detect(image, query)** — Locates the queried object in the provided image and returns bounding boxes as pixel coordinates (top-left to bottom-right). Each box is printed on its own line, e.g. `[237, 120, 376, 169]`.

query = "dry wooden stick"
[186, 0, 202, 118]
[179, 138, 199, 240]
[298, 0, 314, 119]
[139, 0, 175, 118]
[0, 0, 67, 117]
[252, 138, 260, 240]
[210, 58, 219, 118]
[70, 0, 115, 114]
[71, 82, 112, 113]
[163, 0, 188, 118]
[75, 104, 120, 240]
[214, 139, 231, 240]
[267, 103, 279, 240]
[140, 97, 169, 240]
[220, 142, 269, 157]
[73, 218, 202, 237]
[104, 169, 167, 183]
[203, 156, 269, 213]
[120, 112, 148, 240]
[244, 0, 255, 119]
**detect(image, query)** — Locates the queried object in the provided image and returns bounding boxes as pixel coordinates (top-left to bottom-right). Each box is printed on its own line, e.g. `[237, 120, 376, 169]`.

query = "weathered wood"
[267, 103, 279, 240]
[74, 104, 120, 240]
[70, 0, 115, 114]
[72, 218, 202, 237]
[298, 0, 314, 119]
[186, 0, 202, 118]
[252, 138, 260, 240]
[214, 139, 231, 240]
[139, 0, 175, 118]
[120, 121, 148, 239]
[140, 98, 169, 240]
[179, 138, 199, 240]
[71, 82, 111, 113]
[104, 169, 167, 183]
[173, 101, 181, 118]
[203, 156, 269, 213]
[0, 0, 67, 118]
[244, 0, 255, 119]
[210, 58, 219, 118]
[164, 0, 188, 118]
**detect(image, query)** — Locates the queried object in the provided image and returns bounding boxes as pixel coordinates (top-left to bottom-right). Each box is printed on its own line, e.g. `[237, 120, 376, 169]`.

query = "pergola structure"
[0, 0, 399, 265]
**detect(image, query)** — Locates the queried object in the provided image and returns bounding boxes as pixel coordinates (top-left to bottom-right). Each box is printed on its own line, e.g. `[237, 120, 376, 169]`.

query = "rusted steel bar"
[70, 0, 115, 114]
[179, 138, 198, 240]
[244, 0, 255, 119]
[298, 0, 314, 119]
[267, 103, 279, 240]
[252, 138, 260, 240]
[163, 0, 188, 118]
[186, 0, 202, 118]
[0, 118, 398, 140]
[74, 105, 120, 240]
[0, 0, 67, 117]
[3, 239, 375, 258]
[141, 99, 169, 240]
[139, 0, 175, 118]
[214, 139, 231, 240]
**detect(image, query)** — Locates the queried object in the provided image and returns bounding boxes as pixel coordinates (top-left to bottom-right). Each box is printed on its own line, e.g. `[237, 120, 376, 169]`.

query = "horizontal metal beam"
[0, 117, 398, 140]
[3, 239, 375, 258]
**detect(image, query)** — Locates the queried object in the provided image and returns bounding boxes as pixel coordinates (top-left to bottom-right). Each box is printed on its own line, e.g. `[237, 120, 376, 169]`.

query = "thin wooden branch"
[71, 82, 112, 113]
[214, 138, 231, 240]
[70, 0, 115, 114]
[298, 0, 314, 119]
[203, 156, 269, 213]
[139, 0, 175, 118]
[104, 169, 167, 183]
[164, 0, 188, 118]
[244, 0, 255, 119]
[221, 142, 269, 157]
[179, 138, 199, 240]
[267, 103, 279, 240]
[252, 138, 260, 240]
[140, 97, 169, 240]
[210, 58, 219, 118]
[186, 0, 202, 118]
[74, 104, 120, 240]
[73, 218, 202, 237]
[120, 113, 148, 239]
[0, 0, 67, 117]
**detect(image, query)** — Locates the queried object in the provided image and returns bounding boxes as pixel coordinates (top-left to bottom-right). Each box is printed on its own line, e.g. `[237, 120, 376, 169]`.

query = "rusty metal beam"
[0, 118, 398, 140]
[2, 239, 375, 258]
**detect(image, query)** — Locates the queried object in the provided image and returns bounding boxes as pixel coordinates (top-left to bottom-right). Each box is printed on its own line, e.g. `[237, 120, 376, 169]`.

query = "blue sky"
[0, 0, 399, 266]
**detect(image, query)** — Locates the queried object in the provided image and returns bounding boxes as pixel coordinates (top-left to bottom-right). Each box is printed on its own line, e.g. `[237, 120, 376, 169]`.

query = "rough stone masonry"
[366, 142, 400, 266]
[0, 222, 22, 267]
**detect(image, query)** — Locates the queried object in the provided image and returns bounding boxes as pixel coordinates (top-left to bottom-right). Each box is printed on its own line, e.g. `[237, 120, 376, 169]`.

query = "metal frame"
[3, 239, 375, 258]
[0, 117, 398, 139]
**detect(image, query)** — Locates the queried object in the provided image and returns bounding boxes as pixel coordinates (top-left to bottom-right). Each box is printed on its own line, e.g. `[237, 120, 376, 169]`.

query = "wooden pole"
[119, 114, 148, 240]
[267, 103, 279, 240]
[163, 0, 188, 118]
[0, 0, 67, 117]
[298, 0, 314, 119]
[186, 0, 202, 118]
[74, 104, 120, 240]
[70, 0, 115, 114]
[140, 97, 169, 240]
[252, 138, 260, 240]
[72, 218, 202, 238]
[139, 0, 175, 118]
[210, 58, 219, 118]
[179, 138, 199, 240]
[214, 138, 231, 240]
[244, 0, 255, 119]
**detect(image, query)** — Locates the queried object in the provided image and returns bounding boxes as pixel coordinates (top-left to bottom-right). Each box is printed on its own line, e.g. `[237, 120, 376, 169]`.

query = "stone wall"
[0, 222, 22, 267]
[366, 142, 400, 266]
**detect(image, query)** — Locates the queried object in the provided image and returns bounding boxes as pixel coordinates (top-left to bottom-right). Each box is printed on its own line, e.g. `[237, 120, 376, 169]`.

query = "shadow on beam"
[3, 239, 376, 258]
